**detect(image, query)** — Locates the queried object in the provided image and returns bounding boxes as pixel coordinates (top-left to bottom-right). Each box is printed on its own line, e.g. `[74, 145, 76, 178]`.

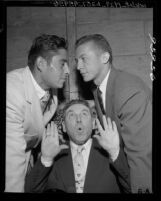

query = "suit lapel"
[105, 67, 118, 118]
[22, 67, 45, 146]
[58, 147, 76, 193]
[83, 139, 109, 193]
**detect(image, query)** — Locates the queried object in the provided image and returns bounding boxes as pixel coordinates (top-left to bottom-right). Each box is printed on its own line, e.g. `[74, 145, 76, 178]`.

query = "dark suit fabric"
[104, 67, 152, 193]
[25, 139, 131, 193]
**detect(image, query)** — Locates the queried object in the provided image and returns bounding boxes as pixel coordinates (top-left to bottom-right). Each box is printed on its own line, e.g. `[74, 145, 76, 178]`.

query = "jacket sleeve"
[6, 83, 28, 192]
[110, 148, 131, 193]
[25, 158, 52, 193]
[116, 86, 152, 193]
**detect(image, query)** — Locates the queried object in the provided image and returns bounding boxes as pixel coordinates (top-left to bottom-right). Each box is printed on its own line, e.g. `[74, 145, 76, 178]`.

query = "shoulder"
[113, 68, 147, 90]
[111, 68, 150, 95]
[110, 68, 151, 107]
[7, 68, 27, 106]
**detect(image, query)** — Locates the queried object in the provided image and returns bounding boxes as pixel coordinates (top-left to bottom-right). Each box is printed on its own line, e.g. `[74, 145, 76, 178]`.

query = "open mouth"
[76, 125, 84, 133]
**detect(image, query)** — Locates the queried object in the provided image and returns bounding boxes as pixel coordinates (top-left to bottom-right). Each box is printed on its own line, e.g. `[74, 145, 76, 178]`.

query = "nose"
[76, 115, 82, 123]
[64, 63, 70, 74]
[76, 59, 83, 71]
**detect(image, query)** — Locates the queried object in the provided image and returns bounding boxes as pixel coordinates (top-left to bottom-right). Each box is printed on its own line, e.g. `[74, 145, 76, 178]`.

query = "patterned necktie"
[73, 146, 85, 193]
[92, 86, 106, 129]
[40, 91, 50, 113]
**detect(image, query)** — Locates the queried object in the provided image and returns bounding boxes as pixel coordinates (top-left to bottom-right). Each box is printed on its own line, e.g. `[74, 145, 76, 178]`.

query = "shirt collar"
[70, 138, 92, 151]
[29, 69, 46, 100]
[99, 68, 111, 94]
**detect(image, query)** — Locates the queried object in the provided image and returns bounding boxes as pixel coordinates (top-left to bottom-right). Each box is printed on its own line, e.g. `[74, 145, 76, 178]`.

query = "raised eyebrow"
[81, 109, 90, 113]
[66, 109, 75, 115]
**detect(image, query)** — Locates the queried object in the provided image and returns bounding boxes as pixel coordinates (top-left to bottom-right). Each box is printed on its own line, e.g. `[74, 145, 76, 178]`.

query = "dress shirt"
[70, 139, 92, 177]
[99, 68, 111, 110]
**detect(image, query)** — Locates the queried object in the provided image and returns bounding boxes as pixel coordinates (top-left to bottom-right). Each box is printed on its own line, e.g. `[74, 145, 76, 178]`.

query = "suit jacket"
[6, 66, 58, 192]
[104, 67, 152, 193]
[25, 139, 131, 193]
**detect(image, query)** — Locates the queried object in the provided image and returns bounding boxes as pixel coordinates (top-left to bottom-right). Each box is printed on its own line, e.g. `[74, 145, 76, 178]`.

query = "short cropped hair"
[75, 34, 113, 64]
[63, 99, 93, 120]
[27, 34, 67, 70]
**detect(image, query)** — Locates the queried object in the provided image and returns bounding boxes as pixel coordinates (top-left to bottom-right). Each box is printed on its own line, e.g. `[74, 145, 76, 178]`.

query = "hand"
[93, 116, 120, 160]
[41, 121, 68, 162]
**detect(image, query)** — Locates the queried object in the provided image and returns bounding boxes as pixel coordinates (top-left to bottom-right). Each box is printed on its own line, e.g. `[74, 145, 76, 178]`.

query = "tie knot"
[77, 146, 85, 154]
[41, 91, 50, 102]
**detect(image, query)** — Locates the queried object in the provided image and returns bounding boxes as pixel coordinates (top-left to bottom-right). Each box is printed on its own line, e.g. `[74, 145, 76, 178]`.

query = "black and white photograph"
[1, 0, 157, 196]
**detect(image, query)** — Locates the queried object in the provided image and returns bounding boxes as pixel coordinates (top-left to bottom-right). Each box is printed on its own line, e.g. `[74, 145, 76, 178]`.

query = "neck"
[94, 63, 111, 86]
[32, 69, 49, 91]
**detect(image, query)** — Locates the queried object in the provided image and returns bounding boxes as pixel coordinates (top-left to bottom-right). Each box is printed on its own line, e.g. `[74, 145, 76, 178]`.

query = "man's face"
[41, 48, 69, 89]
[63, 103, 93, 145]
[75, 41, 103, 82]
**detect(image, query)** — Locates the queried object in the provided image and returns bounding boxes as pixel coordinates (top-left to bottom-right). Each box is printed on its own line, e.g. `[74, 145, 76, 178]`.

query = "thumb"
[60, 144, 69, 150]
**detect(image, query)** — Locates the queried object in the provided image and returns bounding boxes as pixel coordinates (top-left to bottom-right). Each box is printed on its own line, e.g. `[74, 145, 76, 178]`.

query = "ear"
[35, 56, 46, 72]
[92, 117, 96, 130]
[62, 121, 66, 133]
[101, 52, 110, 64]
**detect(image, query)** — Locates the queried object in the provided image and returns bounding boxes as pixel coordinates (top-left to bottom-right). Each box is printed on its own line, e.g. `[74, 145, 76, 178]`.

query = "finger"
[102, 115, 108, 131]
[53, 123, 59, 144]
[112, 121, 118, 133]
[96, 118, 104, 134]
[50, 121, 55, 137]
[59, 134, 66, 143]
[107, 117, 112, 130]
[60, 144, 69, 150]
[46, 123, 51, 136]
[42, 128, 46, 141]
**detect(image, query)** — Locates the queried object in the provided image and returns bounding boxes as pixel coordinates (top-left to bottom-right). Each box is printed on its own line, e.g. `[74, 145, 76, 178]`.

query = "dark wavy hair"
[75, 34, 113, 64]
[27, 34, 67, 70]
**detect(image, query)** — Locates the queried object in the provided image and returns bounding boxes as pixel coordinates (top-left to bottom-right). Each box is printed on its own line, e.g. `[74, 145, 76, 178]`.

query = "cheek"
[65, 121, 76, 134]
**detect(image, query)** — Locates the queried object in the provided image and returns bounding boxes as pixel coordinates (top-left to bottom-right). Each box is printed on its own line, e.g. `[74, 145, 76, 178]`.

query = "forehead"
[76, 41, 100, 57]
[65, 103, 90, 114]
[51, 48, 67, 61]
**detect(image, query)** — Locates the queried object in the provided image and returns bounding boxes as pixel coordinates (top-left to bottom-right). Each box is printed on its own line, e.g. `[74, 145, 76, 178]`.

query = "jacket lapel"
[58, 147, 76, 193]
[22, 67, 45, 147]
[105, 67, 118, 119]
[83, 139, 109, 193]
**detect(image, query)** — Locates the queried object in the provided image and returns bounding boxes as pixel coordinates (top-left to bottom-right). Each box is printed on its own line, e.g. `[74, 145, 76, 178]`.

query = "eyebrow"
[66, 108, 90, 115]
[61, 59, 67, 62]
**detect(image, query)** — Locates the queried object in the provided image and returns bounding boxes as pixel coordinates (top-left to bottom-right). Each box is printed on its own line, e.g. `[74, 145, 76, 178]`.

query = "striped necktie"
[92, 85, 106, 129]
[40, 91, 50, 113]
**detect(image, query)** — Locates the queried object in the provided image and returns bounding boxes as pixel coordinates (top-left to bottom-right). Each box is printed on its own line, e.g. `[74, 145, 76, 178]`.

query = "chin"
[83, 76, 92, 82]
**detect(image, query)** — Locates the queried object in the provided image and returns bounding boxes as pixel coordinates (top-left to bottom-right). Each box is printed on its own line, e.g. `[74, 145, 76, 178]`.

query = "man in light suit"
[25, 99, 131, 193]
[75, 34, 152, 193]
[6, 34, 69, 192]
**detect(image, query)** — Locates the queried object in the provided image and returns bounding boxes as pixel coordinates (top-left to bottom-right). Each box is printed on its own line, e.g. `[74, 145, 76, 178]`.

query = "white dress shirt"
[99, 68, 111, 110]
[70, 138, 92, 177]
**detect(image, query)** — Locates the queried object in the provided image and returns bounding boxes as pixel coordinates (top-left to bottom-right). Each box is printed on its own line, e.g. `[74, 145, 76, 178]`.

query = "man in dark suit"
[75, 34, 152, 193]
[25, 99, 131, 193]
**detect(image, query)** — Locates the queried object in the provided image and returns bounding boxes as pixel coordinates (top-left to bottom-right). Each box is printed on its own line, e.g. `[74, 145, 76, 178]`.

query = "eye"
[82, 111, 88, 117]
[68, 112, 75, 119]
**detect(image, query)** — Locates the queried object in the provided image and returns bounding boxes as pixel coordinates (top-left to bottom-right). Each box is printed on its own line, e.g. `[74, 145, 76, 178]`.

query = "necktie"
[73, 146, 85, 193]
[40, 91, 50, 113]
[92, 86, 106, 129]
